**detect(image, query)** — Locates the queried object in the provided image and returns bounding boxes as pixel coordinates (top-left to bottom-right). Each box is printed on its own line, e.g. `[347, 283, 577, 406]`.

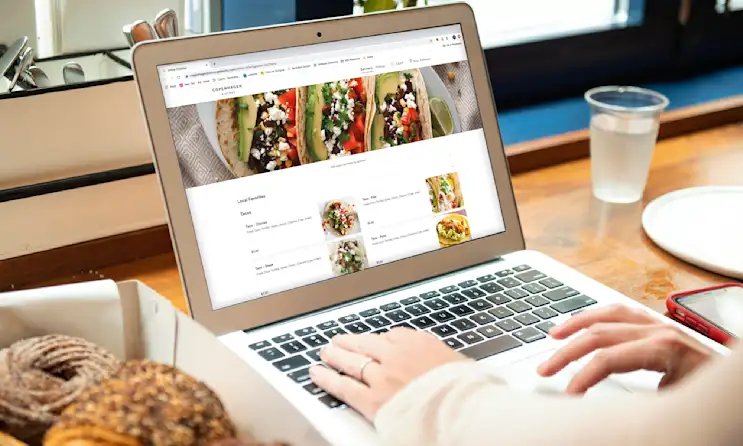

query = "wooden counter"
[13, 123, 743, 314]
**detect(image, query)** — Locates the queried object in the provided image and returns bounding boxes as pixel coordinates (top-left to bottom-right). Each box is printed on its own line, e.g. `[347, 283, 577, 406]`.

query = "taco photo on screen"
[435, 172, 464, 211]
[297, 77, 375, 162]
[369, 69, 433, 150]
[215, 89, 301, 176]
[436, 214, 471, 248]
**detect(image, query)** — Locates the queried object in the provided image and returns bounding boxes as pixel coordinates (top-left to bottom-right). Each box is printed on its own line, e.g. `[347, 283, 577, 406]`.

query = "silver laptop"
[132, 4, 702, 444]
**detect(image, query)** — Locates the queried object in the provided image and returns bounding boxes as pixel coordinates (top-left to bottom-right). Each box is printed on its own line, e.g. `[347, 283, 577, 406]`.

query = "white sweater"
[375, 342, 743, 446]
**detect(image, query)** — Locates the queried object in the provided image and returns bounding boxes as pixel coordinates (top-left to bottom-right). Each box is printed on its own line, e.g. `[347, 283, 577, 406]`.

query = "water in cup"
[590, 113, 659, 203]
[585, 86, 669, 204]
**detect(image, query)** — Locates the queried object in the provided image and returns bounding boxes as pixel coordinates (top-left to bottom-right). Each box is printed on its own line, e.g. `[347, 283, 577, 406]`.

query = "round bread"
[0, 432, 28, 446]
[45, 361, 236, 446]
[0, 335, 120, 444]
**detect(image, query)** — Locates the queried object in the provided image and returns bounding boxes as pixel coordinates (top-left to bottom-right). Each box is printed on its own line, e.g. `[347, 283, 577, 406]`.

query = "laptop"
[132, 4, 718, 444]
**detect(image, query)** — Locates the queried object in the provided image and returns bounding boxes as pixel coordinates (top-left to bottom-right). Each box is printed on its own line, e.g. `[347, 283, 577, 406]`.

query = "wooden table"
[27, 123, 743, 314]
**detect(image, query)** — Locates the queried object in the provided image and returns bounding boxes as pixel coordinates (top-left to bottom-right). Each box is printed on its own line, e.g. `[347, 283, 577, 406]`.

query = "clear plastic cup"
[585, 86, 669, 203]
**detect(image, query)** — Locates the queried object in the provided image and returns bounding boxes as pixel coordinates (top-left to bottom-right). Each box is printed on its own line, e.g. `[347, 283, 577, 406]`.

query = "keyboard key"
[523, 283, 547, 294]
[324, 328, 347, 338]
[407, 304, 430, 316]
[515, 270, 547, 283]
[488, 307, 515, 319]
[512, 264, 531, 272]
[393, 322, 414, 329]
[380, 302, 401, 311]
[360, 308, 380, 317]
[460, 335, 522, 360]
[338, 315, 360, 324]
[506, 301, 532, 313]
[457, 331, 484, 345]
[273, 355, 310, 372]
[495, 270, 513, 278]
[497, 277, 521, 288]
[485, 294, 511, 305]
[431, 310, 455, 323]
[551, 295, 597, 314]
[462, 288, 487, 299]
[494, 319, 522, 332]
[470, 312, 496, 325]
[304, 382, 323, 395]
[420, 291, 441, 299]
[272, 334, 293, 344]
[386, 310, 411, 322]
[477, 325, 503, 338]
[477, 274, 497, 283]
[480, 282, 504, 294]
[532, 307, 559, 319]
[515, 313, 540, 326]
[539, 278, 563, 289]
[512, 327, 546, 343]
[449, 304, 475, 316]
[444, 338, 465, 350]
[458, 280, 479, 288]
[439, 285, 460, 294]
[431, 324, 457, 337]
[411, 316, 436, 329]
[258, 347, 284, 361]
[281, 341, 307, 354]
[505, 289, 529, 299]
[288, 367, 311, 383]
[345, 322, 372, 333]
[401, 296, 420, 305]
[374, 328, 389, 334]
[451, 318, 477, 331]
[536, 321, 557, 334]
[468, 299, 493, 311]
[543, 287, 580, 301]
[317, 321, 338, 330]
[524, 295, 550, 307]
[442, 293, 468, 304]
[249, 340, 271, 350]
[366, 316, 392, 328]
[319, 394, 344, 409]
[424, 299, 449, 310]
[295, 327, 316, 337]
[303, 335, 328, 348]
[307, 349, 322, 361]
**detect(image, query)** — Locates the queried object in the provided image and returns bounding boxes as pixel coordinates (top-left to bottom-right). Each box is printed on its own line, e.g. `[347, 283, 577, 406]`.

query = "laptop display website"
[158, 24, 506, 310]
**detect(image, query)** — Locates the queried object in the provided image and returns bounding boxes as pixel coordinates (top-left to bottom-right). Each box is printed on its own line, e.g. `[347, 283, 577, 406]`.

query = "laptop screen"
[157, 24, 505, 310]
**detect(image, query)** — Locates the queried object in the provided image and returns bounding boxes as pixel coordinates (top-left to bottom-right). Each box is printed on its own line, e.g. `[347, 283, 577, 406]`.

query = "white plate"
[418, 66, 462, 134]
[195, 100, 229, 169]
[642, 186, 743, 280]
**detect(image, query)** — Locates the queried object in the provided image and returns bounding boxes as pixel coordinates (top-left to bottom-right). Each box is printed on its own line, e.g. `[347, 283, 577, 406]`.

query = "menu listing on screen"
[158, 25, 506, 310]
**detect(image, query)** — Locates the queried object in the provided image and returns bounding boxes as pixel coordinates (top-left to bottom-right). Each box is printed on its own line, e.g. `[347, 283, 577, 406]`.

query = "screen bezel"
[132, 4, 526, 335]
[674, 284, 743, 338]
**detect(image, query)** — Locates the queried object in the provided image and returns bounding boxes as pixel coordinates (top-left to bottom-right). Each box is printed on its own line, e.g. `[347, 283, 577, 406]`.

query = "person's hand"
[309, 327, 470, 421]
[537, 304, 714, 394]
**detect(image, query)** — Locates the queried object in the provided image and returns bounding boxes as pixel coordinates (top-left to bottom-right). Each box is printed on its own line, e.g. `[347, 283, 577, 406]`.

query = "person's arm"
[374, 361, 667, 446]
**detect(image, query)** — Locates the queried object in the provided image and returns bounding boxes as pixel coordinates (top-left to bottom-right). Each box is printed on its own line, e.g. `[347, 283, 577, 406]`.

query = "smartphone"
[667, 284, 743, 344]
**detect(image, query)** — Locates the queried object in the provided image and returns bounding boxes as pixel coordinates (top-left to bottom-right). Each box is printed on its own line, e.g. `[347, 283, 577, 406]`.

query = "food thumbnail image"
[320, 198, 360, 239]
[215, 89, 301, 176]
[436, 211, 471, 248]
[369, 69, 433, 150]
[426, 172, 464, 213]
[328, 237, 368, 276]
[298, 77, 374, 161]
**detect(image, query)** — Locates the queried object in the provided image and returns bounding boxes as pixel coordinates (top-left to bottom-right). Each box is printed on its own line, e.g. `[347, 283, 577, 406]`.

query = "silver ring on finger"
[358, 357, 375, 383]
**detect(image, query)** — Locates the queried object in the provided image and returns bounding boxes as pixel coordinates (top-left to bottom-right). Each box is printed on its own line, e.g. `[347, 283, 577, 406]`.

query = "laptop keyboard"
[245, 265, 597, 409]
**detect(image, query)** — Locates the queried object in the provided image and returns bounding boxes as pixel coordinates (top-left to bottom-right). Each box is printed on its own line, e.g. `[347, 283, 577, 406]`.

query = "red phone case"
[667, 283, 743, 345]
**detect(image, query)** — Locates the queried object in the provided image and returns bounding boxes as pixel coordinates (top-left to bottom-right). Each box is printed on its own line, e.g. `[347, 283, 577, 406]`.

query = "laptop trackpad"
[488, 350, 632, 397]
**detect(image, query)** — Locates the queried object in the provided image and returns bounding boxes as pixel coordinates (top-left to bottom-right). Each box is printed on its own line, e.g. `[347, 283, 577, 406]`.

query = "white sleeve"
[374, 344, 743, 446]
